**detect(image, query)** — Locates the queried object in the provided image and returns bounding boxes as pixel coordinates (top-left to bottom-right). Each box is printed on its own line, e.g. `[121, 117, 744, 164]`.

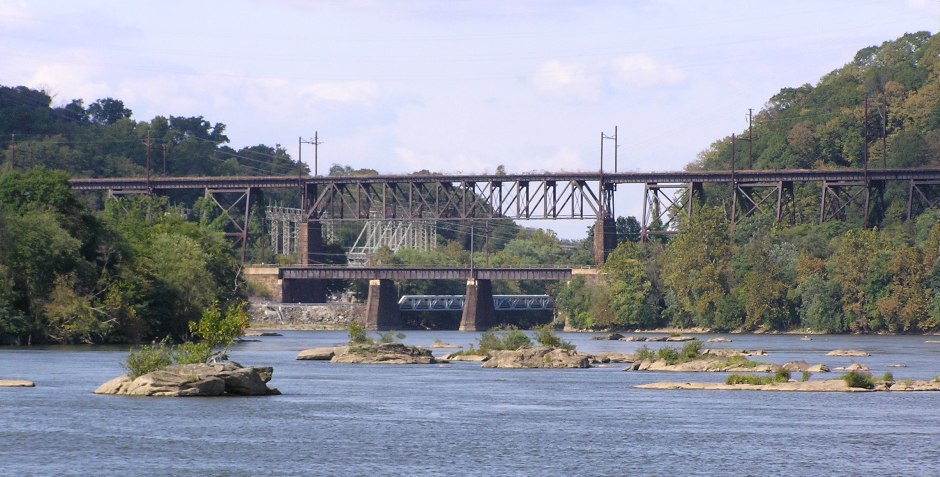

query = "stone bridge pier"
[364, 279, 402, 330]
[459, 278, 496, 331]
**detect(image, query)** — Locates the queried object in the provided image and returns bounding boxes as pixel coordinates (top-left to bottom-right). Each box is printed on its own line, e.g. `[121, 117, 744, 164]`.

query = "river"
[2, 331, 940, 476]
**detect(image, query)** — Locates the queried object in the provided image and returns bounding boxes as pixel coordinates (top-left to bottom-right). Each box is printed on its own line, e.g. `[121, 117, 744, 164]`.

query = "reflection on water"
[2, 331, 940, 476]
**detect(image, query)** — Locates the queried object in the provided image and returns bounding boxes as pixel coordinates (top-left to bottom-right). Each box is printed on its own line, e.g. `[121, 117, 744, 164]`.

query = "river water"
[2, 331, 940, 476]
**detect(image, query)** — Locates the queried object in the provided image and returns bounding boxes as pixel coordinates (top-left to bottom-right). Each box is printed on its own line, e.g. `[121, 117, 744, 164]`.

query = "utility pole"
[882, 93, 888, 167]
[144, 130, 152, 192]
[162, 143, 168, 174]
[748, 108, 753, 169]
[864, 96, 869, 177]
[601, 127, 618, 172]
[299, 132, 322, 177]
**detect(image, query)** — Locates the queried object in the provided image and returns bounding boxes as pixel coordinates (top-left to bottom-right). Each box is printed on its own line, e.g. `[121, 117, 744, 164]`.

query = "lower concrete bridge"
[278, 266, 579, 331]
[399, 295, 555, 312]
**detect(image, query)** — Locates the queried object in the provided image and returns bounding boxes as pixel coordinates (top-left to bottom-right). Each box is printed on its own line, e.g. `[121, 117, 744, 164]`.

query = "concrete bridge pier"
[364, 279, 402, 330]
[593, 216, 616, 265]
[459, 278, 496, 331]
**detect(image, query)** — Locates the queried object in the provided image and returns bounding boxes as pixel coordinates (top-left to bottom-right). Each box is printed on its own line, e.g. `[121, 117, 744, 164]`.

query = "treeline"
[0, 168, 245, 345]
[555, 31, 940, 333]
[557, 208, 940, 333]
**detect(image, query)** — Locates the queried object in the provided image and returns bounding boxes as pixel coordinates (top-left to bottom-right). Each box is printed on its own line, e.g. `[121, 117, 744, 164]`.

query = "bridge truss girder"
[303, 178, 610, 221]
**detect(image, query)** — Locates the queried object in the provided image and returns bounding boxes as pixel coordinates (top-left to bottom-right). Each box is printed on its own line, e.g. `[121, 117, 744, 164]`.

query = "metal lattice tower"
[266, 205, 335, 255]
[347, 211, 437, 266]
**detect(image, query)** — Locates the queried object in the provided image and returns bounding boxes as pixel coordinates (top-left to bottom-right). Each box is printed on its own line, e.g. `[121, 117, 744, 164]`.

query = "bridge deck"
[279, 266, 573, 280]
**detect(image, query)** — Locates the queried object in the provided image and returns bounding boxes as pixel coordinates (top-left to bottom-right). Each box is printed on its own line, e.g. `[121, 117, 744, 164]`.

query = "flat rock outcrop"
[444, 353, 489, 362]
[637, 379, 940, 392]
[94, 361, 280, 397]
[296, 346, 349, 360]
[781, 360, 830, 373]
[827, 349, 870, 357]
[590, 333, 625, 341]
[0, 379, 34, 387]
[629, 358, 780, 373]
[482, 348, 591, 369]
[590, 352, 635, 364]
[330, 343, 438, 364]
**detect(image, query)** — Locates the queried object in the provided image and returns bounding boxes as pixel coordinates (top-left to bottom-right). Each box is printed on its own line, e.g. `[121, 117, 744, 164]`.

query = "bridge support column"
[365, 279, 401, 330]
[593, 216, 616, 265]
[296, 220, 323, 265]
[281, 279, 326, 303]
[460, 278, 496, 331]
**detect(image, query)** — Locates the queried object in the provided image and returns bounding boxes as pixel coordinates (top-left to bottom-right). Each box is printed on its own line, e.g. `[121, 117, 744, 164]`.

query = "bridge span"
[69, 167, 940, 264]
[277, 266, 587, 331]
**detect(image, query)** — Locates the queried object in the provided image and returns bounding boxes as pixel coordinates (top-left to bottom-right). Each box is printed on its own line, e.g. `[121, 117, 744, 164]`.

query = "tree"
[87, 98, 132, 125]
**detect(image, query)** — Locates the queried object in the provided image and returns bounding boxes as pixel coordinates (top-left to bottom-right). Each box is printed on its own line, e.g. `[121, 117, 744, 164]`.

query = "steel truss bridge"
[70, 168, 940, 264]
[398, 295, 554, 312]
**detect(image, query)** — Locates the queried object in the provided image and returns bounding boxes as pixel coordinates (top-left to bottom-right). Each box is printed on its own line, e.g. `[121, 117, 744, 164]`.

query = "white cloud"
[0, 0, 37, 29]
[531, 60, 601, 102]
[609, 54, 686, 87]
[300, 81, 379, 104]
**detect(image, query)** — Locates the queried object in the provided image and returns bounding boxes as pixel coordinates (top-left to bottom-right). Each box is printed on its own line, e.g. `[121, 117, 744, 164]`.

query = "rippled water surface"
[3, 332, 940, 476]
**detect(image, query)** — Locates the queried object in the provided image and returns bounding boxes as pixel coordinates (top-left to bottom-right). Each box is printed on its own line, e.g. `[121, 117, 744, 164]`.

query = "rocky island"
[95, 361, 280, 397]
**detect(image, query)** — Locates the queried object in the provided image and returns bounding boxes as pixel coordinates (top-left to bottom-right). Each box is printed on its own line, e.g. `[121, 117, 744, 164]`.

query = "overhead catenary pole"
[748, 108, 753, 169]
[162, 143, 168, 174]
[299, 133, 322, 177]
[144, 130, 152, 192]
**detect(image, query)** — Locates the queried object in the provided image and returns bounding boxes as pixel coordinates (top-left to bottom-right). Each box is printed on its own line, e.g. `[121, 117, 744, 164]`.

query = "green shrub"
[801, 371, 811, 382]
[680, 341, 702, 360]
[348, 321, 371, 345]
[882, 372, 894, 382]
[634, 345, 655, 362]
[175, 341, 213, 364]
[725, 372, 789, 386]
[725, 374, 766, 385]
[478, 327, 532, 352]
[723, 355, 759, 368]
[533, 325, 575, 350]
[841, 371, 875, 389]
[124, 340, 174, 378]
[656, 346, 680, 364]
[190, 301, 249, 350]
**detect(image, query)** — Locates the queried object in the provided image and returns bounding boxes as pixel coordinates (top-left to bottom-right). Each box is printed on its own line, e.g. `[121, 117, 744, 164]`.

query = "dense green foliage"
[556, 32, 940, 334]
[0, 169, 246, 344]
[725, 371, 790, 386]
[841, 371, 876, 389]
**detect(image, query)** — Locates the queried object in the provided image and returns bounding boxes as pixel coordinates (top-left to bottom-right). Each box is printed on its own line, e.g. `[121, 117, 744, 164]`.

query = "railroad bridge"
[70, 168, 940, 265]
[279, 266, 577, 331]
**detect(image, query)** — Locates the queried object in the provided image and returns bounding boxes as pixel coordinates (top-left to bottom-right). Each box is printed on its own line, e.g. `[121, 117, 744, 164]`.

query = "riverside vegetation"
[4, 32, 940, 342]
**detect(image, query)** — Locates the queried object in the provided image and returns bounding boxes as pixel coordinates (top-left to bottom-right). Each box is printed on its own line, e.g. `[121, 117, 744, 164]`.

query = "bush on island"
[123, 301, 249, 378]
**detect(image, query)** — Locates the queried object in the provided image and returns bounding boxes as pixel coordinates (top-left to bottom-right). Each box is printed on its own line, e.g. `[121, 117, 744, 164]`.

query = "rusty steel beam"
[278, 266, 573, 281]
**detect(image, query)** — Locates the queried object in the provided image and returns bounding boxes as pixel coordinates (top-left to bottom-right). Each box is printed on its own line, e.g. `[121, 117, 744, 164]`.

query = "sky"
[1, 0, 938, 238]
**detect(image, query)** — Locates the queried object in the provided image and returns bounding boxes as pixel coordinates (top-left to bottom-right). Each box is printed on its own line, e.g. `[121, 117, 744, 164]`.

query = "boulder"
[94, 362, 280, 397]
[0, 379, 35, 387]
[706, 337, 732, 343]
[296, 346, 348, 360]
[444, 352, 489, 362]
[834, 363, 869, 372]
[590, 333, 624, 341]
[590, 352, 635, 364]
[700, 348, 767, 357]
[665, 336, 698, 342]
[827, 349, 870, 357]
[782, 360, 830, 373]
[482, 348, 591, 369]
[331, 343, 437, 364]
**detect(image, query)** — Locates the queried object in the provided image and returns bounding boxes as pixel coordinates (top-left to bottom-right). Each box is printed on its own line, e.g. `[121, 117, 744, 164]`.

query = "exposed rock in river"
[590, 333, 624, 341]
[330, 343, 438, 364]
[0, 379, 34, 387]
[636, 379, 940, 392]
[827, 349, 870, 357]
[296, 346, 349, 360]
[94, 361, 280, 397]
[482, 348, 591, 369]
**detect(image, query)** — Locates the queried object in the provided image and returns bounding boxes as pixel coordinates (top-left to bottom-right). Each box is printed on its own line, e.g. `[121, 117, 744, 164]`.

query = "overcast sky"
[1, 0, 937, 237]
